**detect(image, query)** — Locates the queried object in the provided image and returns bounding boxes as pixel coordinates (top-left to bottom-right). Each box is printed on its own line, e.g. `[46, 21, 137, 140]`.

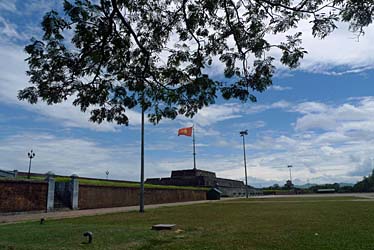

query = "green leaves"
[340, 0, 374, 34]
[311, 14, 338, 38]
[279, 32, 307, 69]
[41, 10, 70, 40]
[18, 0, 374, 125]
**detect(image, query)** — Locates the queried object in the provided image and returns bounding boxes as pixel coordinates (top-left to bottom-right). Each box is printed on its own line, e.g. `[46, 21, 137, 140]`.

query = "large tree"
[19, 0, 374, 125]
[18, 0, 373, 211]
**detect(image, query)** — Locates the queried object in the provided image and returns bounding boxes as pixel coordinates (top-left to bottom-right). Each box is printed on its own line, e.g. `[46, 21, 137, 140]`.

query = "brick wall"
[0, 180, 207, 213]
[0, 179, 48, 213]
[78, 184, 207, 210]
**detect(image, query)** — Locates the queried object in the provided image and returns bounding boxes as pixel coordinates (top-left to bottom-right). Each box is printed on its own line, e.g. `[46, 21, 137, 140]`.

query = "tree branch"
[111, 0, 151, 71]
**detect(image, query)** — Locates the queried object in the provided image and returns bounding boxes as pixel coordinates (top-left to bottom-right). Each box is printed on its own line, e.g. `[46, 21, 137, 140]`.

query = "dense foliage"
[309, 183, 353, 193]
[263, 182, 354, 193]
[353, 169, 374, 192]
[18, 0, 374, 124]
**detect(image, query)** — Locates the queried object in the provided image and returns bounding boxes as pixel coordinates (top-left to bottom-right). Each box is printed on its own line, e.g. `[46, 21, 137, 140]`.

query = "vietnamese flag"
[178, 127, 193, 136]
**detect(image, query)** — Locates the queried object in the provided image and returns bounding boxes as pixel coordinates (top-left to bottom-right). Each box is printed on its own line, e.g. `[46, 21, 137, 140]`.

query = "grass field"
[1, 196, 374, 250]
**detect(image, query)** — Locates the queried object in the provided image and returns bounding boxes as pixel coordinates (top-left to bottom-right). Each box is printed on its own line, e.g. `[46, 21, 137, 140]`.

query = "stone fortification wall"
[215, 178, 246, 197]
[78, 184, 207, 209]
[146, 170, 245, 189]
[215, 177, 245, 188]
[146, 176, 206, 187]
[146, 175, 217, 187]
[218, 186, 247, 197]
[171, 169, 216, 178]
[0, 179, 48, 213]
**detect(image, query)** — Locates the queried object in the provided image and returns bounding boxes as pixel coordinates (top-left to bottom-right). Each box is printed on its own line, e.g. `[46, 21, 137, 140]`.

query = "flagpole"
[193, 125, 196, 170]
[139, 96, 145, 213]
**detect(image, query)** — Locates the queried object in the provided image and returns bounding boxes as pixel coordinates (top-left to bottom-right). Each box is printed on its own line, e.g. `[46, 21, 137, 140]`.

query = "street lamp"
[27, 150, 36, 179]
[287, 165, 293, 183]
[240, 130, 249, 198]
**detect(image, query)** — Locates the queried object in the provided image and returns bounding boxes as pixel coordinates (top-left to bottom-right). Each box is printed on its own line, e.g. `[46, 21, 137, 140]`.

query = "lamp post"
[240, 130, 249, 198]
[288, 165, 293, 183]
[27, 150, 35, 179]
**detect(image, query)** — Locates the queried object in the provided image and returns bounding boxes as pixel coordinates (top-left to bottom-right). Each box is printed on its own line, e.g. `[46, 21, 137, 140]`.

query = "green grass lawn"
[1, 196, 374, 250]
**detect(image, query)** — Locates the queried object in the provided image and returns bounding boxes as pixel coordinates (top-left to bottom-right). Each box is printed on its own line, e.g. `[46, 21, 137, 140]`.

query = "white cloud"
[267, 20, 374, 74]
[270, 100, 291, 109]
[2, 2, 374, 187]
[269, 85, 292, 91]
[0, 43, 141, 131]
[295, 98, 374, 132]
[232, 120, 267, 130]
[168, 97, 374, 187]
[0, 16, 24, 40]
[191, 103, 242, 126]
[293, 102, 329, 114]
[0, 44, 29, 103]
[349, 158, 374, 177]
[0, 1, 16, 12]
[2, 97, 374, 187]
[0, 42, 287, 132]
[299, 22, 374, 71]
[175, 100, 290, 131]
[313, 65, 374, 76]
[245, 100, 291, 114]
[0, 133, 141, 180]
[235, 97, 374, 185]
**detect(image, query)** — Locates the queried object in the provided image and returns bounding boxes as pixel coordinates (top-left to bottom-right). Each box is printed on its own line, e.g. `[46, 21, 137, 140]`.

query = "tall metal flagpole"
[193, 125, 196, 170]
[240, 130, 249, 198]
[139, 98, 145, 213]
[288, 165, 293, 183]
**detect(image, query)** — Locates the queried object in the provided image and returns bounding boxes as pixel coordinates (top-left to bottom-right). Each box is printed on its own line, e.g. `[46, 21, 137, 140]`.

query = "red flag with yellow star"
[178, 127, 193, 136]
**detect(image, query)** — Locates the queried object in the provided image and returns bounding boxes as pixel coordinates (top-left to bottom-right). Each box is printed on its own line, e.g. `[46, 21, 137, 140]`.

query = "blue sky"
[1, 0, 374, 187]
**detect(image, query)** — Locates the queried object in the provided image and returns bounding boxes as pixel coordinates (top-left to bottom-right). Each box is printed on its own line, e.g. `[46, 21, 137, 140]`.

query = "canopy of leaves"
[353, 169, 374, 192]
[19, 0, 374, 125]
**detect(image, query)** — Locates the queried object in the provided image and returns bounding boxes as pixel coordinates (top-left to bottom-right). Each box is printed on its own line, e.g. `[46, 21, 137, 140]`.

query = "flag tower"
[178, 125, 196, 170]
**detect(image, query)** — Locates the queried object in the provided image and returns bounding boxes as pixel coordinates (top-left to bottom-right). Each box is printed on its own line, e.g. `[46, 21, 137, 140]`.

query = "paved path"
[1, 193, 372, 225]
[0, 199, 231, 225]
[250, 193, 374, 199]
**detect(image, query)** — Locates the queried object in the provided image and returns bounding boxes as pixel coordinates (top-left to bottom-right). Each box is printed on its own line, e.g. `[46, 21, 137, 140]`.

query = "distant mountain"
[295, 182, 354, 189]
[339, 182, 354, 187]
[295, 183, 317, 189]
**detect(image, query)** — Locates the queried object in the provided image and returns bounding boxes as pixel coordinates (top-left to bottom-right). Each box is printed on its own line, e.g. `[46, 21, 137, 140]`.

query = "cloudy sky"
[1, 0, 374, 187]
